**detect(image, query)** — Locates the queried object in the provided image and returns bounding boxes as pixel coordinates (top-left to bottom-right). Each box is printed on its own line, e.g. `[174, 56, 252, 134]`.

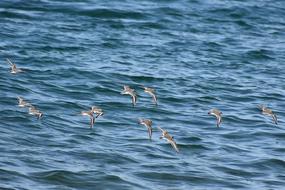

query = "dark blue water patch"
[0, 186, 16, 190]
[213, 165, 263, 178]
[78, 8, 146, 20]
[250, 158, 285, 172]
[244, 49, 276, 60]
[134, 21, 167, 30]
[30, 170, 141, 189]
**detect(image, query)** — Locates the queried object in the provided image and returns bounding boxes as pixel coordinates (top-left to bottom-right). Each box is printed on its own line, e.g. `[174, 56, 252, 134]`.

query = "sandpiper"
[28, 106, 43, 119]
[208, 109, 222, 127]
[121, 85, 137, 106]
[17, 96, 31, 107]
[91, 106, 104, 118]
[258, 105, 278, 125]
[6, 58, 23, 74]
[158, 126, 179, 153]
[81, 108, 95, 128]
[142, 86, 157, 105]
[138, 118, 153, 140]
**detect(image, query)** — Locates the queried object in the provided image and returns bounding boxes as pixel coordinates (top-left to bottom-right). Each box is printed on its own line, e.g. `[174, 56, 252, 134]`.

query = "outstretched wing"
[272, 114, 278, 125]
[124, 85, 130, 91]
[150, 92, 157, 105]
[90, 116, 95, 128]
[131, 94, 137, 106]
[95, 112, 103, 118]
[147, 126, 152, 141]
[157, 126, 164, 132]
[6, 58, 14, 66]
[216, 115, 222, 127]
[169, 139, 179, 153]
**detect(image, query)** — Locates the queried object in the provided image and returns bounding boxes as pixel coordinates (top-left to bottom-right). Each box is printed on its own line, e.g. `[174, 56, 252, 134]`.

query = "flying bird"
[158, 126, 179, 153]
[28, 106, 43, 119]
[91, 106, 104, 118]
[138, 118, 153, 140]
[6, 58, 23, 74]
[142, 86, 157, 105]
[121, 85, 137, 106]
[258, 105, 278, 125]
[208, 109, 222, 127]
[81, 108, 95, 128]
[17, 96, 31, 107]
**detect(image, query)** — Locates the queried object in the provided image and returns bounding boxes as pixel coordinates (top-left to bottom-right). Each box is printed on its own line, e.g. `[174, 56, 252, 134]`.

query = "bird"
[138, 118, 153, 140]
[28, 106, 43, 119]
[258, 105, 278, 125]
[81, 108, 95, 128]
[121, 85, 137, 106]
[6, 58, 23, 74]
[141, 86, 157, 105]
[158, 126, 179, 153]
[91, 106, 104, 118]
[208, 109, 222, 127]
[17, 96, 31, 107]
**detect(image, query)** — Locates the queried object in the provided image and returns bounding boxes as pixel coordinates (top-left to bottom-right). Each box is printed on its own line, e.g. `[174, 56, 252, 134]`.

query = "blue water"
[1, 0, 285, 189]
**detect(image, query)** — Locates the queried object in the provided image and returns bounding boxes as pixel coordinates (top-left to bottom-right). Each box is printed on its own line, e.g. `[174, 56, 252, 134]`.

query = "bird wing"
[131, 93, 137, 106]
[17, 97, 23, 104]
[150, 92, 157, 105]
[216, 115, 222, 127]
[90, 115, 95, 128]
[6, 58, 14, 66]
[37, 112, 43, 119]
[95, 111, 103, 118]
[168, 139, 179, 153]
[272, 114, 278, 125]
[147, 126, 152, 140]
[121, 86, 130, 94]
[157, 126, 164, 132]
[124, 86, 132, 91]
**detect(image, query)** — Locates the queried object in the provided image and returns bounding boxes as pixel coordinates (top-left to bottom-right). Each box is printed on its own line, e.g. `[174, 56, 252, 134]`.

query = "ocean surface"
[0, 0, 285, 189]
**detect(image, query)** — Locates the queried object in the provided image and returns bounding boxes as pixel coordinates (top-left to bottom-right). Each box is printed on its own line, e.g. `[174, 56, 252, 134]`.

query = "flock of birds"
[5, 58, 279, 153]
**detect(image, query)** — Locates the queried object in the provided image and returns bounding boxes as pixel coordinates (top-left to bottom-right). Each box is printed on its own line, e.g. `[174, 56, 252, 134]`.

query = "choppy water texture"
[0, 0, 285, 189]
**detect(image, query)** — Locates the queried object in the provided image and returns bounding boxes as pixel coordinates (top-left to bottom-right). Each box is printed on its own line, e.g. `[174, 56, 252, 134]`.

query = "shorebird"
[158, 126, 179, 153]
[91, 106, 104, 118]
[141, 86, 157, 105]
[6, 58, 23, 74]
[81, 108, 95, 128]
[208, 109, 222, 127]
[121, 85, 137, 106]
[17, 96, 31, 107]
[138, 118, 153, 140]
[28, 106, 43, 119]
[258, 105, 278, 125]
